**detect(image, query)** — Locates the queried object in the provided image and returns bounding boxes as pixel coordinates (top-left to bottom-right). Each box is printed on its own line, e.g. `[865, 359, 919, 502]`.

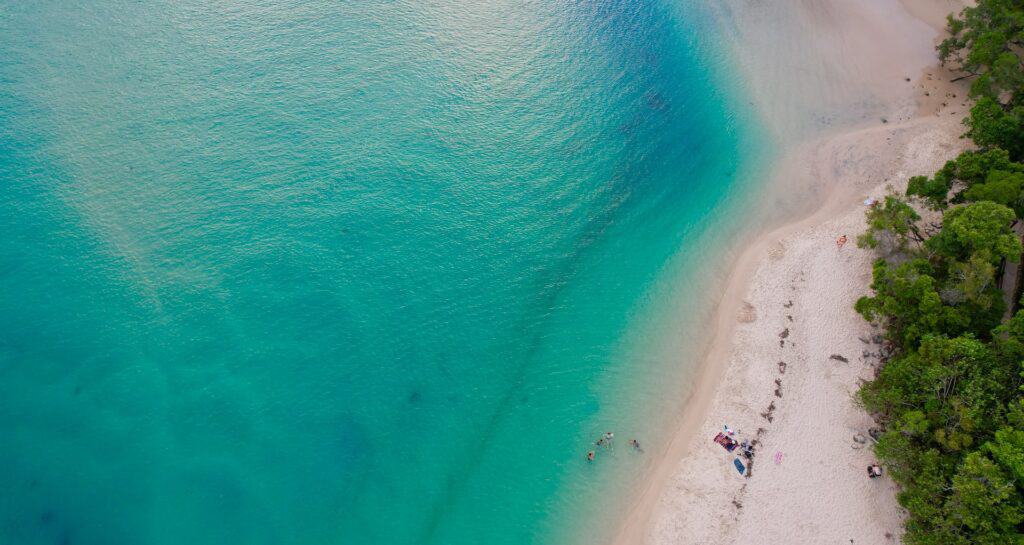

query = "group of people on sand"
[712, 424, 755, 469]
[586, 432, 643, 461]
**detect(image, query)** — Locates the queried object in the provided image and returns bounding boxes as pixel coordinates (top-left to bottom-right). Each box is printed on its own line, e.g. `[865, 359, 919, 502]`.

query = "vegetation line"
[856, 2, 1024, 543]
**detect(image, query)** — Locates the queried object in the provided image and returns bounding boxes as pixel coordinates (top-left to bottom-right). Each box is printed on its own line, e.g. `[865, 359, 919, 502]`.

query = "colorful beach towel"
[713, 432, 738, 452]
[733, 458, 746, 475]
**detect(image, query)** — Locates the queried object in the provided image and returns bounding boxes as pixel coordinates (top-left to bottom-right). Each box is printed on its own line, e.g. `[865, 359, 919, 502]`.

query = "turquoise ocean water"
[0, 1, 767, 544]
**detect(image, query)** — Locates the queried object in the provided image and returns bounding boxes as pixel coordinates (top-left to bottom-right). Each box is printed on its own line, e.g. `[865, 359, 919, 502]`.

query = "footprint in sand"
[737, 302, 756, 323]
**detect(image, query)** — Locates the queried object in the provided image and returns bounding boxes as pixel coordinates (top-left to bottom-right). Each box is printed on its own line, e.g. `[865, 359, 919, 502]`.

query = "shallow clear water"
[0, 1, 765, 544]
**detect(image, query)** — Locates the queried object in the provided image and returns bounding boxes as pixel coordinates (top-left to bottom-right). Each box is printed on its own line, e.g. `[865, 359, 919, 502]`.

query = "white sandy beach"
[614, 1, 971, 543]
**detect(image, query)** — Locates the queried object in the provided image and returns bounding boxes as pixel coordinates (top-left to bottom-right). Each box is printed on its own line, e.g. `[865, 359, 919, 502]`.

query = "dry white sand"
[612, 1, 972, 544]
[639, 115, 966, 545]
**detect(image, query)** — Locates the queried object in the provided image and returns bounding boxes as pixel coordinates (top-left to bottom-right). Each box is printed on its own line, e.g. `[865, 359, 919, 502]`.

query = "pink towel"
[774, 451, 784, 465]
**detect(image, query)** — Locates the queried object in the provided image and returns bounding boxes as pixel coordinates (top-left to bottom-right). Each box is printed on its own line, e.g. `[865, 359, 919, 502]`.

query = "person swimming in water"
[587, 451, 595, 462]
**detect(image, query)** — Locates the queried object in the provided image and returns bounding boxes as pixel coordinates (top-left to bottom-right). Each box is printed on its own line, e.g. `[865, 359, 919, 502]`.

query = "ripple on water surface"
[0, 1, 764, 544]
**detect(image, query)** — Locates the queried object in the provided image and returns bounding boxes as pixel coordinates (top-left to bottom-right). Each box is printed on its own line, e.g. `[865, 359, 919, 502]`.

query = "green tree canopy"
[939, 0, 1024, 103]
[965, 98, 1024, 161]
[986, 427, 1024, 484]
[939, 1, 1024, 160]
[908, 149, 1024, 212]
[926, 201, 1021, 264]
[856, 259, 968, 348]
[945, 451, 1024, 543]
[858, 194, 924, 257]
[861, 3, 1024, 543]
[861, 333, 1024, 545]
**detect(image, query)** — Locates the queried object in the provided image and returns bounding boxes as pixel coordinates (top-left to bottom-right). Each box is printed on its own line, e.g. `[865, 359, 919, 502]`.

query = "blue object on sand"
[733, 458, 746, 475]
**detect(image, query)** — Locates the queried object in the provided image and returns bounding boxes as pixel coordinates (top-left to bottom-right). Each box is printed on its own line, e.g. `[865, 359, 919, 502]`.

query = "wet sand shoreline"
[611, 2, 969, 543]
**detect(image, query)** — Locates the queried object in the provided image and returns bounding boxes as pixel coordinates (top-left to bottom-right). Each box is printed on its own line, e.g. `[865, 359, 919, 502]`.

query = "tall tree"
[926, 201, 1021, 264]
[940, 0, 1024, 159]
[939, 0, 1024, 103]
[907, 149, 1024, 213]
[858, 194, 925, 258]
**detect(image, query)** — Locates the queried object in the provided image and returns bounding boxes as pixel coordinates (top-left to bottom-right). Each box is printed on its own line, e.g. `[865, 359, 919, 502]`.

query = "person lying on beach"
[837, 234, 848, 248]
[867, 464, 883, 478]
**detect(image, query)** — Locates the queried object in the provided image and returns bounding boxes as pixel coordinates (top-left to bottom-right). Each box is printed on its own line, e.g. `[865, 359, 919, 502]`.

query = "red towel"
[713, 433, 738, 451]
